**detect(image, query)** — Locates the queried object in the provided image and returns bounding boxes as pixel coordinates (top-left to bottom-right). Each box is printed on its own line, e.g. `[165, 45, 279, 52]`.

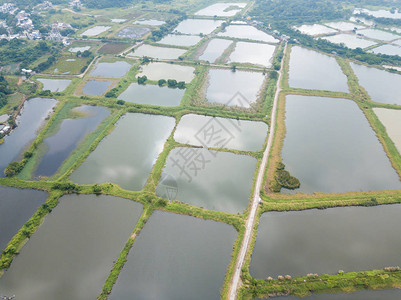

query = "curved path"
[228, 43, 287, 300]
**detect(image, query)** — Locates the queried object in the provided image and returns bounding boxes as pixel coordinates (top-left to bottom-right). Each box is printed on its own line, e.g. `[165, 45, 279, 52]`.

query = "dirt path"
[228, 43, 287, 300]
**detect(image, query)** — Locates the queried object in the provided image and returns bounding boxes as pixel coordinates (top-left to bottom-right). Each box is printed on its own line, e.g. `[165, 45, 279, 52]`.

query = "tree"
[167, 79, 177, 87]
[137, 75, 147, 84]
[158, 79, 166, 86]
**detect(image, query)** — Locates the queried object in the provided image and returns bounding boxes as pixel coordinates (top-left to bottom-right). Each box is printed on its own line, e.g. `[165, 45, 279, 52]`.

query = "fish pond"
[288, 46, 349, 92]
[156, 148, 257, 213]
[0, 194, 143, 300]
[89, 60, 131, 78]
[0, 186, 48, 251]
[81, 25, 110, 37]
[33, 105, 110, 178]
[373, 108, 401, 154]
[118, 83, 184, 106]
[195, 2, 247, 17]
[250, 204, 401, 278]
[82, 80, 113, 96]
[71, 113, 175, 190]
[198, 38, 233, 63]
[350, 62, 401, 105]
[228, 41, 275, 67]
[205, 68, 266, 108]
[321, 34, 376, 49]
[158, 34, 202, 47]
[281, 95, 401, 194]
[139, 62, 195, 82]
[0, 98, 56, 176]
[218, 25, 279, 43]
[173, 19, 223, 35]
[174, 114, 268, 151]
[115, 26, 150, 38]
[356, 28, 400, 41]
[130, 44, 186, 60]
[38, 78, 72, 92]
[109, 211, 237, 299]
[295, 24, 337, 36]
[369, 43, 401, 56]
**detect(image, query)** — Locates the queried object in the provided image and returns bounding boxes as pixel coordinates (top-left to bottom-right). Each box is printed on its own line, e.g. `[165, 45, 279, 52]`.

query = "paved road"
[228, 43, 287, 300]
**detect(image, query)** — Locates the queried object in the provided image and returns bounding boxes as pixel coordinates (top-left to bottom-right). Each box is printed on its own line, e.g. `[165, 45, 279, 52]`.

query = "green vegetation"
[0, 75, 11, 110]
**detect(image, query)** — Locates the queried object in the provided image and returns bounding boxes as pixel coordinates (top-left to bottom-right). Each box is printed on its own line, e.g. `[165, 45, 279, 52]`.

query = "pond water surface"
[130, 44, 186, 60]
[82, 80, 113, 96]
[356, 28, 400, 41]
[134, 19, 165, 26]
[34, 105, 110, 177]
[174, 114, 268, 151]
[158, 34, 202, 47]
[250, 205, 401, 278]
[174, 19, 223, 35]
[289, 46, 349, 92]
[38, 78, 72, 92]
[139, 62, 195, 82]
[369, 43, 401, 56]
[373, 108, 401, 154]
[81, 26, 110, 37]
[0, 186, 48, 251]
[71, 113, 175, 190]
[281, 95, 401, 194]
[109, 211, 237, 300]
[206, 68, 266, 108]
[195, 2, 247, 17]
[295, 24, 337, 36]
[90, 61, 131, 78]
[350, 62, 401, 105]
[118, 83, 184, 106]
[116, 26, 150, 38]
[321, 34, 376, 49]
[218, 25, 279, 43]
[228, 41, 275, 67]
[0, 194, 143, 300]
[0, 97, 56, 176]
[199, 38, 233, 62]
[156, 148, 257, 213]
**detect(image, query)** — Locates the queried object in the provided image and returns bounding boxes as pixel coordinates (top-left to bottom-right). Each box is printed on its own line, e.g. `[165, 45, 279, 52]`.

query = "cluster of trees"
[150, 13, 186, 41]
[356, 12, 401, 27]
[270, 162, 300, 192]
[0, 39, 60, 70]
[34, 55, 56, 73]
[83, 0, 132, 9]
[0, 75, 11, 110]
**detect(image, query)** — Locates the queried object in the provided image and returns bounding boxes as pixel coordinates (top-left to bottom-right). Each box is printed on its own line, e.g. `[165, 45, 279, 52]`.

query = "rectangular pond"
[356, 8, 401, 19]
[38, 78, 72, 92]
[109, 211, 237, 299]
[158, 34, 202, 47]
[289, 46, 349, 92]
[82, 80, 113, 96]
[115, 26, 150, 38]
[195, 2, 247, 17]
[130, 44, 186, 60]
[33, 105, 110, 177]
[156, 147, 256, 213]
[69, 46, 91, 53]
[356, 28, 400, 41]
[324, 21, 365, 31]
[138, 62, 195, 83]
[0, 194, 143, 300]
[295, 24, 337, 36]
[369, 43, 401, 56]
[134, 19, 165, 26]
[173, 19, 223, 35]
[71, 113, 175, 190]
[199, 38, 233, 63]
[250, 204, 401, 278]
[174, 114, 268, 151]
[118, 83, 184, 106]
[81, 25, 110, 37]
[0, 186, 48, 251]
[89, 61, 131, 78]
[0, 98, 57, 176]
[218, 25, 279, 43]
[350, 62, 401, 105]
[228, 41, 276, 67]
[205, 68, 266, 108]
[321, 33, 376, 49]
[373, 108, 401, 154]
[281, 95, 401, 194]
